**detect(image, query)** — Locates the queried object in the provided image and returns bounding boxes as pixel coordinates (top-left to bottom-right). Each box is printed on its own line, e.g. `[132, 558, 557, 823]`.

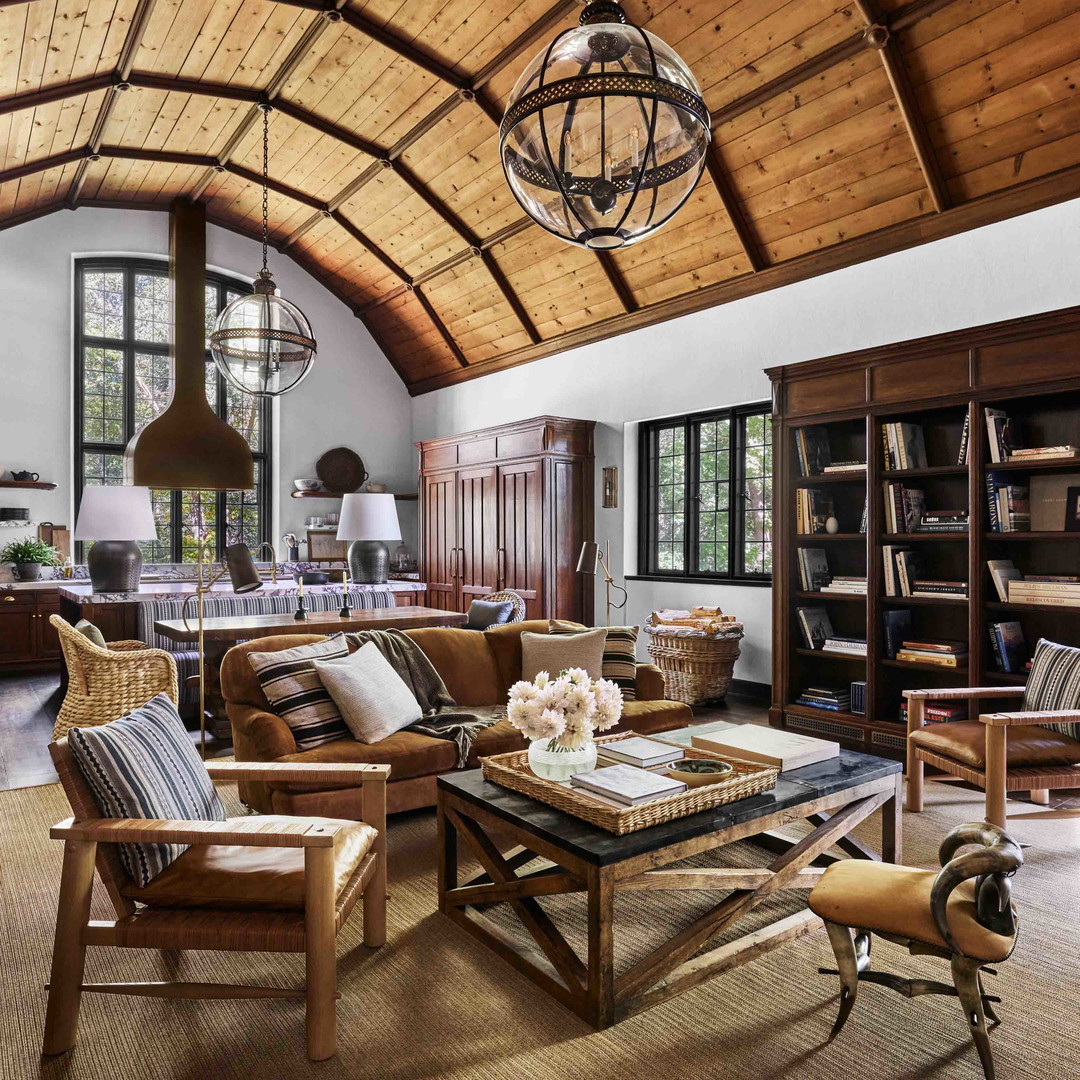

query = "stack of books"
[881, 422, 928, 470]
[986, 473, 1030, 532]
[796, 488, 834, 534]
[796, 607, 832, 650]
[849, 680, 867, 715]
[1008, 577, 1080, 608]
[985, 407, 1014, 463]
[899, 701, 967, 724]
[883, 482, 925, 533]
[1008, 445, 1080, 463]
[795, 426, 831, 477]
[916, 509, 969, 533]
[820, 575, 867, 595]
[595, 737, 684, 769]
[910, 578, 967, 598]
[822, 635, 867, 658]
[797, 547, 831, 591]
[795, 685, 851, 712]
[988, 620, 1025, 672]
[569, 764, 687, 807]
[894, 638, 967, 667]
[822, 461, 867, 474]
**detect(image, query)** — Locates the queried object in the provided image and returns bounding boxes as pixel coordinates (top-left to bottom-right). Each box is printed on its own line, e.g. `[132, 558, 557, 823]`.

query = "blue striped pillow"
[68, 693, 225, 887]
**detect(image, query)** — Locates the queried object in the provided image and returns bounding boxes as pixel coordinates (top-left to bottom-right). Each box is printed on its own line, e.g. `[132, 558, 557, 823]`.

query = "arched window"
[74, 257, 272, 563]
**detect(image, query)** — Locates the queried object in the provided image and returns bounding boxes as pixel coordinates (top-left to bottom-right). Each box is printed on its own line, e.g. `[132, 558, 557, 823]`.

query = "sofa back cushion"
[68, 693, 226, 887]
[484, 620, 561, 692]
[521, 628, 607, 681]
[550, 620, 640, 701]
[221, 634, 332, 709]
[403, 626, 504, 705]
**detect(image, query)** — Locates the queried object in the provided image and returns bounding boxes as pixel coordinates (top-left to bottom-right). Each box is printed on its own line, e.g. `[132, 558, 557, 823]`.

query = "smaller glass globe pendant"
[500, 0, 711, 251]
[210, 104, 316, 397]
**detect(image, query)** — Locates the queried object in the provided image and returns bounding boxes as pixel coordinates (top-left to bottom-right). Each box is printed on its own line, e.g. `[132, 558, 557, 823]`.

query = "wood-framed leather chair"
[810, 822, 1023, 1080]
[904, 685, 1080, 827]
[44, 738, 389, 1062]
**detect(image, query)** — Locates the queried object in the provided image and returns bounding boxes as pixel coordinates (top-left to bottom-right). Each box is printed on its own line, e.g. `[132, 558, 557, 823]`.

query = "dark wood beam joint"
[596, 252, 638, 313]
[480, 250, 540, 344]
[705, 144, 767, 272]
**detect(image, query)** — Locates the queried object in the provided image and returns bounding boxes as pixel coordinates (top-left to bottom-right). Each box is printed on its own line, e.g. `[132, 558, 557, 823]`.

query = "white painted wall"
[0, 207, 414, 562]
[411, 197, 1080, 684]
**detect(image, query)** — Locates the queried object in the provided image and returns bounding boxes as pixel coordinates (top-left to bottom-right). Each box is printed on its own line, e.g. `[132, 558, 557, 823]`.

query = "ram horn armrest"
[205, 762, 391, 785]
[50, 816, 344, 848]
[903, 686, 1026, 701]
[979, 709, 1080, 727]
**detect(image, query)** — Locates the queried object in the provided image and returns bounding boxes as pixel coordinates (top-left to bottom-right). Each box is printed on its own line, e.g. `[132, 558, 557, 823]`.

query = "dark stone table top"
[438, 747, 901, 867]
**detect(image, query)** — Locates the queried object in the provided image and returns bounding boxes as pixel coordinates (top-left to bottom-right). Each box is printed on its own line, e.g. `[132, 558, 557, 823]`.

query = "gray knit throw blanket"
[346, 629, 502, 768]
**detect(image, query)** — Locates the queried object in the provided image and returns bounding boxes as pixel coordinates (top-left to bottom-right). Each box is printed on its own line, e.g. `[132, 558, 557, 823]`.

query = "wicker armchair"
[50, 615, 178, 740]
[481, 589, 526, 623]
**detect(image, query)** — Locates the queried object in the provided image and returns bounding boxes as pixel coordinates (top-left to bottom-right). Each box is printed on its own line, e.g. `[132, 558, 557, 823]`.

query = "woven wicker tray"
[480, 731, 779, 835]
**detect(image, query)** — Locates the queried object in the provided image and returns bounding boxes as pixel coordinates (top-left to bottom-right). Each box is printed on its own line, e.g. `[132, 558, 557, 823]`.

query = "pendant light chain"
[260, 104, 270, 277]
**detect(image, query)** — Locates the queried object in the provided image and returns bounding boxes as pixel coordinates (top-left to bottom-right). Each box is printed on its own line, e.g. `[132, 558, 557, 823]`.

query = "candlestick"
[294, 575, 307, 621]
[339, 568, 351, 619]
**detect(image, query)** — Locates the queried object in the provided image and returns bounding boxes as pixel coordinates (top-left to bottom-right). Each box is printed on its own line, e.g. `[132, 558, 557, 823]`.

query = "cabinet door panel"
[458, 467, 498, 605]
[0, 606, 36, 661]
[422, 472, 459, 611]
[497, 461, 543, 619]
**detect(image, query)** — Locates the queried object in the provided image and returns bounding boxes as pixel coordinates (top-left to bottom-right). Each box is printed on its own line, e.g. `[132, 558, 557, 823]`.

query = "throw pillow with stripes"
[247, 634, 351, 750]
[549, 620, 639, 701]
[1023, 638, 1080, 741]
[68, 693, 226, 888]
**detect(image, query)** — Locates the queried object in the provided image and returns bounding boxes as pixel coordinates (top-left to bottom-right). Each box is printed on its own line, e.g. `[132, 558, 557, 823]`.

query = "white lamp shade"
[336, 493, 401, 542]
[74, 485, 158, 541]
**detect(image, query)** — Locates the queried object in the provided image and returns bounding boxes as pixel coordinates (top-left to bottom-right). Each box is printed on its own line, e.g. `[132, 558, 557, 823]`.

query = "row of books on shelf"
[985, 406, 1080, 464]
[796, 549, 868, 594]
[988, 559, 1080, 606]
[898, 701, 968, 724]
[796, 488, 868, 534]
[985, 473, 1029, 532]
[882, 545, 966, 598]
[881, 422, 928, 470]
[987, 471, 1080, 532]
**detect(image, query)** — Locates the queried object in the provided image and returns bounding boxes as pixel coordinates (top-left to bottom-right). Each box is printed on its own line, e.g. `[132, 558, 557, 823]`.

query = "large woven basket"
[646, 630, 742, 705]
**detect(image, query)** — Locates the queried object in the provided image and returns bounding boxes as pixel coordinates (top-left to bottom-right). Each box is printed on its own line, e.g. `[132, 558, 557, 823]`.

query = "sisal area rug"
[1, 777, 1076, 1080]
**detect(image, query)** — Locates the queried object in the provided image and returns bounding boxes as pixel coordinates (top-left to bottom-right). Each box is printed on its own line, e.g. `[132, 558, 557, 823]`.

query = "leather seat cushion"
[269, 731, 459, 789]
[809, 860, 1016, 962]
[910, 720, 1080, 768]
[403, 627, 505, 705]
[123, 815, 376, 911]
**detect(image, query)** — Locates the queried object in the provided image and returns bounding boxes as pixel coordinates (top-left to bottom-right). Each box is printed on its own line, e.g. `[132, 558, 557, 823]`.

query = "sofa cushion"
[123, 814, 376, 911]
[910, 719, 1080, 769]
[809, 860, 1015, 962]
[68, 693, 226, 888]
[521, 628, 607, 681]
[221, 634, 332, 709]
[550, 620, 639, 701]
[1023, 638, 1080, 740]
[247, 635, 351, 751]
[271, 730, 459, 788]
[466, 719, 528, 765]
[484, 620, 557, 691]
[403, 626, 504, 705]
[465, 598, 515, 630]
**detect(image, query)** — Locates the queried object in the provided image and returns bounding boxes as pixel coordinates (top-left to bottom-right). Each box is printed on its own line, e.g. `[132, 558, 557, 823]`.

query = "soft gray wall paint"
[0, 207, 414, 561]
[411, 197, 1080, 683]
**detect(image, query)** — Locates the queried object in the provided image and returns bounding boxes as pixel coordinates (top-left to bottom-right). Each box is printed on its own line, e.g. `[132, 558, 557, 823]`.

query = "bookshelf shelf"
[771, 304, 1080, 762]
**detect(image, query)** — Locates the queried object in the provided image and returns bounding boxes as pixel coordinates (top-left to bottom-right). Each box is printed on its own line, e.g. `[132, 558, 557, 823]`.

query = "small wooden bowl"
[665, 757, 734, 787]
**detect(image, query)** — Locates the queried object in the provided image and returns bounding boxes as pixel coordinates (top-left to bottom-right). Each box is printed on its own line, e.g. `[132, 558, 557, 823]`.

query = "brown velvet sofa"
[220, 620, 692, 818]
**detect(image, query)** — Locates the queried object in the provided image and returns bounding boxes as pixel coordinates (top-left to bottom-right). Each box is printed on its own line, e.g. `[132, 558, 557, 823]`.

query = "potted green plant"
[1, 537, 61, 581]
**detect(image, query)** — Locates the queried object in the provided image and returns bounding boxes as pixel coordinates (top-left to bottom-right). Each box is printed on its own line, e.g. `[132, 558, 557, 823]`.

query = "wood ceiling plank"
[617, 231, 748, 298]
[532, 295, 625, 340]
[40, 0, 90, 88]
[631, 250, 748, 307]
[950, 127, 1080, 201]
[15, 0, 56, 97]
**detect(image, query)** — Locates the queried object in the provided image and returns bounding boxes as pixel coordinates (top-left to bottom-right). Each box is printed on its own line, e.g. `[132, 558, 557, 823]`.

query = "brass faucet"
[255, 541, 278, 583]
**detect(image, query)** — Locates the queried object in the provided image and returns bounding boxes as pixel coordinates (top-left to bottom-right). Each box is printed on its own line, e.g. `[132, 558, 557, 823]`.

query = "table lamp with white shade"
[74, 485, 158, 593]
[337, 493, 401, 584]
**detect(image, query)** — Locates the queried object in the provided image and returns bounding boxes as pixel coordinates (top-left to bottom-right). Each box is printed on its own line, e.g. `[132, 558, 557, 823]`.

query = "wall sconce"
[602, 466, 619, 508]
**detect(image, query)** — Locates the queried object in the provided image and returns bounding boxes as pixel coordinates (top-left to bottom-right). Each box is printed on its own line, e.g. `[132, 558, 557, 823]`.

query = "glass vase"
[527, 737, 597, 782]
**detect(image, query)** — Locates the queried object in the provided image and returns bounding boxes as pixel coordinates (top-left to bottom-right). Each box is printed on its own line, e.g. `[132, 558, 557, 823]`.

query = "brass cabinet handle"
[2, 595, 14, 602]
[497, 547, 506, 589]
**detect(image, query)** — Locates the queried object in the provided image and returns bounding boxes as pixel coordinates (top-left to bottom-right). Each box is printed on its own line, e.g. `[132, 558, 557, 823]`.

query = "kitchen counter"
[58, 580, 426, 605]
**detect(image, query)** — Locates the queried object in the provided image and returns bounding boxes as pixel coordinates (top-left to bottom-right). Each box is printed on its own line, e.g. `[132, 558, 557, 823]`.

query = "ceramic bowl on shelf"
[665, 758, 734, 788]
[294, 479, 321, 492]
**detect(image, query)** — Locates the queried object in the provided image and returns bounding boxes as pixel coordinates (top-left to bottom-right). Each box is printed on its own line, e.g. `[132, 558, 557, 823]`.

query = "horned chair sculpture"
[808, 822, 1022, 1080]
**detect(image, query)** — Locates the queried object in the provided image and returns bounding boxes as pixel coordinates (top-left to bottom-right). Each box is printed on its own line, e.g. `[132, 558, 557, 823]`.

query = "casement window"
[75, 258, 271, 562]
[638, 404, 772, 583]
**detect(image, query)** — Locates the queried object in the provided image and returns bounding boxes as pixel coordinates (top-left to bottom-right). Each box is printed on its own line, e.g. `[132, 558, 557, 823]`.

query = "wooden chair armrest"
[205, 762, 391, 785]
[903, 686, 1025, 701]
[50, 815, 343, 847]
[979, 709, 1080, 727]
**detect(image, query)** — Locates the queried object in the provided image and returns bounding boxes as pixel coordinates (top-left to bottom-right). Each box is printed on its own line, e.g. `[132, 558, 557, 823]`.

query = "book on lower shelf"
[795, 426, 832, 477]
[797, 547, 831, 591]
[692, 725, 839, 772]
[569, 764, 687, 806]
[894, 638, 967, 667]
[796, 607, 833, 650]
[987, 558, 1022, 601]
[1008, 446, 1080, 462]
[882, 608, 912, 660]
[883, 482, 925, 533]
[849, 680, 867, 715]
[988, 620, 1025, 673]
[881, 422, 927, 471]
[823, 461, 867, 473]
[822, 636, 867, 656]
[910, 579, 967, 598]
[900, 701, 968, 724]
[796, 684, 851, 712]
[797, 487, 835, 534]
[820, 576, 868, 595]
[882, 547, 923, 597]
[986, 473, 1030, 532]
[1029, 473, 1080, 532]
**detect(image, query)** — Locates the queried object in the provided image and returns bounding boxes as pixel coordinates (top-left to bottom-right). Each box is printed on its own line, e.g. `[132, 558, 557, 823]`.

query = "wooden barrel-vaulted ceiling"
[2, 0, 1079, 394]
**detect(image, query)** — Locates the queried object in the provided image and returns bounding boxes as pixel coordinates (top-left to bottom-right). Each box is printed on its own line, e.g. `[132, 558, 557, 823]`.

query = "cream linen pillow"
[520, 628, 607, 682]
[314, 642, 422, 745]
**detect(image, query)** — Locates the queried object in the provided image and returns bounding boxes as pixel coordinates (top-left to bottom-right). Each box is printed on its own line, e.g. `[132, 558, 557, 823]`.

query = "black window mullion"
[732, 412, 746, 578]
[686, 417, 699, 578]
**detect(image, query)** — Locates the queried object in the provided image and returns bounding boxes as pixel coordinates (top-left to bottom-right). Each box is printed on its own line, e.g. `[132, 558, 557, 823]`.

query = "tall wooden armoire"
[416, 417, 595, 622]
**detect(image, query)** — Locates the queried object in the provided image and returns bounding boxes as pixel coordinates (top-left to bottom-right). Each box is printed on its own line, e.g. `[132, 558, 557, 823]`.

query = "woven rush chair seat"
[50, 615, 178, 740]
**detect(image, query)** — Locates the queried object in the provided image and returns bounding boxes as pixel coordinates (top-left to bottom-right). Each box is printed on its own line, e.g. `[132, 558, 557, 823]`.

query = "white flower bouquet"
[507, 667, 623, 752]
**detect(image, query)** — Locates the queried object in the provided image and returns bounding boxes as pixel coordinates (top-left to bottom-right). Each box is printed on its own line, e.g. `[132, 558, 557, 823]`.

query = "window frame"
[74, 256, 272, 563]
[634, 401, 773, 586]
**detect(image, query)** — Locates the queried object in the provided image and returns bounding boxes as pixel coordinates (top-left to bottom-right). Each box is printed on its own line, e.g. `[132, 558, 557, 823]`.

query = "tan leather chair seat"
[123, 815, 377, 911]
[809, 860, 1016, 962]
[910, 720, 1080, 769]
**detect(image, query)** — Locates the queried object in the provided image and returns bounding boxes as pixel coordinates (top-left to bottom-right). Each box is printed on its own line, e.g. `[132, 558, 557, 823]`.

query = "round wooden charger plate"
[316, 447, 368, 493]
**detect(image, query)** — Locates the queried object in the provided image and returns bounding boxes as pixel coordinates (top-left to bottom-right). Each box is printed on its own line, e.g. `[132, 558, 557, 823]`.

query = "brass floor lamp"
[576, 541, 628, 626]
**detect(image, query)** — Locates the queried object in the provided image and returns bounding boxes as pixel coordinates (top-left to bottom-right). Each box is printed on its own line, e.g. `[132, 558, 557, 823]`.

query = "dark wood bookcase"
[767, 306, 1080, 760]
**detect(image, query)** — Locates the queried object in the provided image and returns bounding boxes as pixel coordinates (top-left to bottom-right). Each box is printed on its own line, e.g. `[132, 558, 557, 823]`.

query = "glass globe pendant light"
[500, 0, 711, 251]
[210, 104, 317, 396]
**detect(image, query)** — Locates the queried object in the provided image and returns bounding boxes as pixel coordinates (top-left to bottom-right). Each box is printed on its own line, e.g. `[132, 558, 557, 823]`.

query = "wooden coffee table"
[437, 735, 902, 1029]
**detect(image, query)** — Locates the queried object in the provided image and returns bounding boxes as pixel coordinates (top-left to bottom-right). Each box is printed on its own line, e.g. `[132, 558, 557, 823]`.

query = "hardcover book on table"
[595, 736, 684, 769]
[692, 725, 839, 772]
[569, 764, 686, 806]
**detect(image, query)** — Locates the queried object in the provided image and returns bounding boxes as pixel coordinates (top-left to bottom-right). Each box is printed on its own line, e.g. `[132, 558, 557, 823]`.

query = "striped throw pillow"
[248, 634, 351, 751]
[1023, 638, 1080, 741]
[68, 693, 225, 888]
[549, 621, 639, 701]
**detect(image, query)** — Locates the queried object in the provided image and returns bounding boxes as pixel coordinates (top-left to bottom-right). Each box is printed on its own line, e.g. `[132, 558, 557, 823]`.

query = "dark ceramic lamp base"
[87, 540, 144, 593]
[348, 540, 389, 585]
